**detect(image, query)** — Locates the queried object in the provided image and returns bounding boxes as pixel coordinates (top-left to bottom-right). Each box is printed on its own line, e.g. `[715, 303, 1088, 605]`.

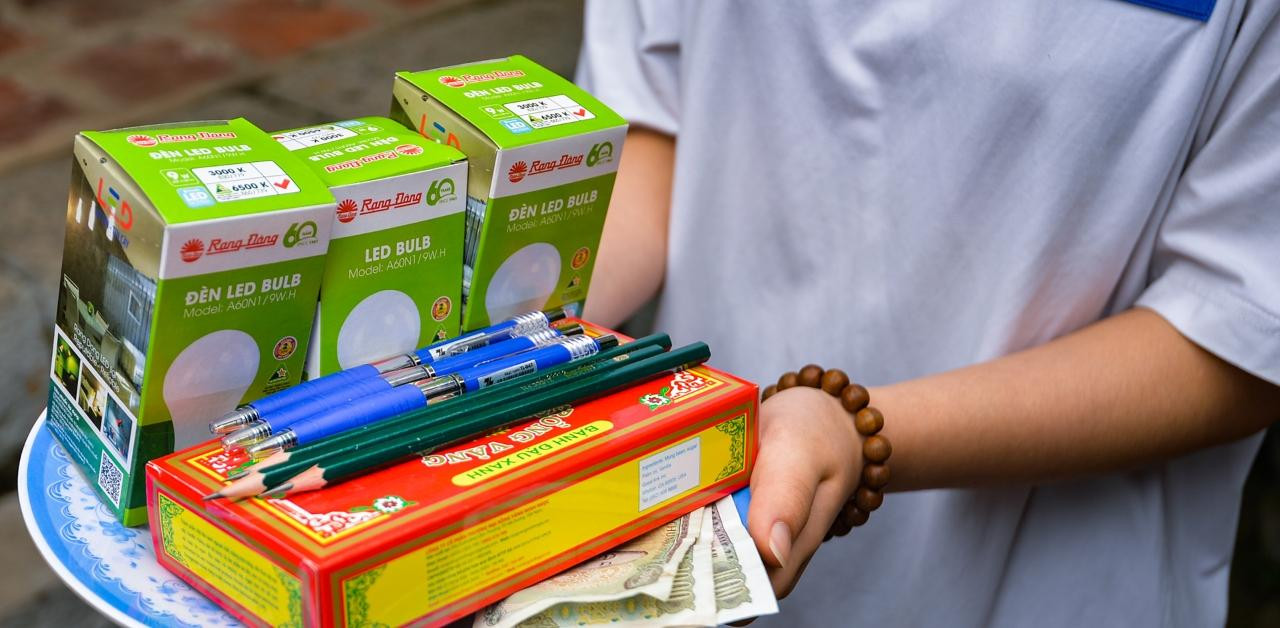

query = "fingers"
[746, 391, 825, 570]
[747, 387, 864, 601]
[768, 478, 846, 598]
[769, 552, 813, 600]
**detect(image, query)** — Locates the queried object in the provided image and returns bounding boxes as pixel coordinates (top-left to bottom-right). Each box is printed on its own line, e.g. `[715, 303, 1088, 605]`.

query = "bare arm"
[581, 129, 675, 327]
[747, 307, 1280, 596]
[877, 307, 1280, 490]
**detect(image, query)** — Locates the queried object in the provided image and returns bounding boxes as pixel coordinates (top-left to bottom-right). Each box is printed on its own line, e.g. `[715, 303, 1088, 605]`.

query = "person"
[575, 1, 1280, 626]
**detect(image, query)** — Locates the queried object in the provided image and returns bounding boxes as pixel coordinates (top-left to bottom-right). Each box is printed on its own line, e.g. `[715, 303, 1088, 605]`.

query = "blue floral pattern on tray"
[19, 415, 241, 627]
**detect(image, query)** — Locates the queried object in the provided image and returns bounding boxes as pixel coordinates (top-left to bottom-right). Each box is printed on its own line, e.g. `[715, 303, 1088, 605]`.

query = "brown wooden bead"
[863, 435, 892, 463]
[830, 511, 854, 537]
[854, 407, 884, 436]
[845, 504, 870, 527]
[854, 487, 883, 512]
[797, 364, 824, 388]
[777, 371, 799, 390]
[838, 501, 859, 528]
[761, 384, 777, 401]
[862, 463, 891, 489]
[820, 369, 850, 395]
[840, 384, 870, 413]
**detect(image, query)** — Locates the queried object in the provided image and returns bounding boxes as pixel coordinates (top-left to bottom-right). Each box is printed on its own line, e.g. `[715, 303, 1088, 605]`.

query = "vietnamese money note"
[709, 495, 779, 624]
[476, 495, 777, 627]
[512, 505, 718, 627]
[476, 509, 704, 628]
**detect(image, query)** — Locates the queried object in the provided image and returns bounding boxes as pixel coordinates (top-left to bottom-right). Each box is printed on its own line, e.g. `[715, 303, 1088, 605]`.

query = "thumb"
[746, 404, 821, 570]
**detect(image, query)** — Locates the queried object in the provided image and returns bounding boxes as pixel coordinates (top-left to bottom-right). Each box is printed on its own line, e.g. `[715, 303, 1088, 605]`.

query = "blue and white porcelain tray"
[18, 413, 240, 627]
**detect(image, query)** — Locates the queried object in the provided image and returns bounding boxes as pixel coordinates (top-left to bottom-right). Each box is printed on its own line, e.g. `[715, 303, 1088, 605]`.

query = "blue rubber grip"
[290, 384, 426, 444]
[250, 364, 378, 415]
[429, 334, 540, 375]
[459, 343, 573, 392]
[414, 320, 518, 364]
[261, 375, 393, 431]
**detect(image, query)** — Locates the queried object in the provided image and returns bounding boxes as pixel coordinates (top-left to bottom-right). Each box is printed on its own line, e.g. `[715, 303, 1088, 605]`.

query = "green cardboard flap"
[81, 118, 334, 225]
[273, 116, 466, 187]
[396, 55, 627, 149]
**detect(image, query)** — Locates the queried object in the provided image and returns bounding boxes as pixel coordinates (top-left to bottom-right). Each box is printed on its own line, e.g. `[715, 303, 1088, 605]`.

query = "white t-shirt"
[578, 1, 1280, 626]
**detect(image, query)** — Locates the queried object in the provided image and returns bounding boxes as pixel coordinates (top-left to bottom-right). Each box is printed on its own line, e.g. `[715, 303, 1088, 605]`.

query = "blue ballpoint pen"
[243, 333, 618, 457]
[208, 308, 566, 434]
[219, 325, 579, 450]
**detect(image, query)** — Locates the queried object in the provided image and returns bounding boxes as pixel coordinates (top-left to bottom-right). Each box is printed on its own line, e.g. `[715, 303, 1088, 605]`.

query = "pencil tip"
[226, 469, 248, 480]
[203, 491, 223, 501]
[262, 483, 293, 499]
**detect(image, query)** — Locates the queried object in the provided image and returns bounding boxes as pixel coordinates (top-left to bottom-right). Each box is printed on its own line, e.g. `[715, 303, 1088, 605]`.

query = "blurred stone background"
[0, 0, 1275, 626]
[0, 0, 586, 623]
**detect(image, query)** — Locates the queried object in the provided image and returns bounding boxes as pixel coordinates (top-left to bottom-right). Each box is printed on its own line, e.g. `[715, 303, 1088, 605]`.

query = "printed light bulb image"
[337, 289, 420, 369]
[162, 329, 259, 449]
[485, 242, 561, 324]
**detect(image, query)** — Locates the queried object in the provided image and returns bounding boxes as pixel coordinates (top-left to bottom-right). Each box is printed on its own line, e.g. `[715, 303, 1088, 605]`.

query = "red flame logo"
[336, 198, 359, 223]
[395, 143, 423, 156]
[180, 238, 205, 263]
[126, 134, 157, 147]
[439, 75, 465, 88]
[507, 160, 528, 183]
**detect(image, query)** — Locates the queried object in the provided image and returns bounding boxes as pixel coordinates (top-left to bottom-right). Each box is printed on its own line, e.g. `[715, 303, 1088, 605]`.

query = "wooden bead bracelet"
[761, 365, 891, 540]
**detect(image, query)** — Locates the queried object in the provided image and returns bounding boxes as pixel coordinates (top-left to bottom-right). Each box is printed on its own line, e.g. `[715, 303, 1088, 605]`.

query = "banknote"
[710, 495, 779, 624]
[512, 507, 717, 627]
[476, 496, 777, 627]
[476, 509, 704, 628]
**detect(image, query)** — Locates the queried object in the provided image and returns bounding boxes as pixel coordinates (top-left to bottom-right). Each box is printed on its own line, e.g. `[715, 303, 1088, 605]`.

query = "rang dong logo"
[336, 198, 358, 223]
[507, 161, 528, 183]
[394, 143, 424, 156]
[437, 69, 526, 88]
[506, 153, 584, 184]
[127, 134, 157, 148]
[180, 238, 205, 263]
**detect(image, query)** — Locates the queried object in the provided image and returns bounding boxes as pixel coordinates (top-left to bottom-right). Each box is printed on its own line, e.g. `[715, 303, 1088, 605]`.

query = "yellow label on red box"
[156, 493, 301, 625]
[343, 416, 742, 625]
[451, 419, 613, 486]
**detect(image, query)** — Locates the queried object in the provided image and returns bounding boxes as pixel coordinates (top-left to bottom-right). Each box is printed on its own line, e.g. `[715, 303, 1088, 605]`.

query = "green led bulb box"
[272, 117, 468, 379]
[391, 55, 628, 331]
[47, 118, 335, 525]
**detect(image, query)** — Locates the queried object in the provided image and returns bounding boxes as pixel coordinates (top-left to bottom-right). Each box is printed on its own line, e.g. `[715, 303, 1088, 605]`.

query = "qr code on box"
[98, 451, 122, 506]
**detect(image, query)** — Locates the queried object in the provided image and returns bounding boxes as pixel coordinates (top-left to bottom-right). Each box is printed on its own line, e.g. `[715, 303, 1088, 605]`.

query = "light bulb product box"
[272, 117, 468, 379]
[47, 118, 335, 525]
[146, 322, 757, 627]
[390, 55, 628, 331]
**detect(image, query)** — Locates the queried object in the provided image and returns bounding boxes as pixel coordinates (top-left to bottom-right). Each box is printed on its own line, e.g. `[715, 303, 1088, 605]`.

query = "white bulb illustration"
[337, 289, 420, 369]
[162, 329, 259, 449]
[485, 242, 561, 324]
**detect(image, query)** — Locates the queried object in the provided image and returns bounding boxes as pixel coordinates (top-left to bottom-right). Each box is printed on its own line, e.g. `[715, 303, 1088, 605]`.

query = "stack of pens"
[205, 309, 711, 501]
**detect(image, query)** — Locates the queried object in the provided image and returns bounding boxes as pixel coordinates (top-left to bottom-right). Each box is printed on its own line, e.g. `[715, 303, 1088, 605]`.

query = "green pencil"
[259, 342, 710, 499]
[225, 333, 671, 478]
[210, 335, 672, 498]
